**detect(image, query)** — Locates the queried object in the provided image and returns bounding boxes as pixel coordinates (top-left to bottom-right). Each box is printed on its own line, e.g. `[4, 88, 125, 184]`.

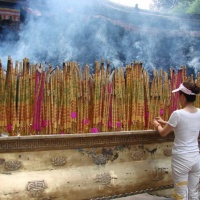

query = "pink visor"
[172, 83, 196, 95]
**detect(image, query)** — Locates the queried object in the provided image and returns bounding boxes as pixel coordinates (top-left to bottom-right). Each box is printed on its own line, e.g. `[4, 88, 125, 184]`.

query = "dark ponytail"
[180, 82, 200, 102]
[183, 82, 200, 95]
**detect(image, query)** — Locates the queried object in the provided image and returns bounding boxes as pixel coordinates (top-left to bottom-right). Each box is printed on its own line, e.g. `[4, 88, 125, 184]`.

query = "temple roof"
[96, 0, 200, 32]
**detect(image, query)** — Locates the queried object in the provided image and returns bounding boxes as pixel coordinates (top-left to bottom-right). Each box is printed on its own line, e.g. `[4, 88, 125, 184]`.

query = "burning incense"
[0, 56, 199, 135]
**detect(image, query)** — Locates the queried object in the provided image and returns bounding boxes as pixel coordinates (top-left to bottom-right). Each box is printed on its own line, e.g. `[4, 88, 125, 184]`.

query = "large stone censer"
[0, 130, 174, 200]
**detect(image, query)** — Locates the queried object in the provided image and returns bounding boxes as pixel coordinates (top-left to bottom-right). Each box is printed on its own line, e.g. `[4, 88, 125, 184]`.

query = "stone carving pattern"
[0, 133, 174, 153]
[153, 168, 166, 181]
[163, 149, 172, 156]
[94, 173, 113, 187]
[51, 156, 66, 166]
[0, 158, 5, 164]
[132, 150, 144, 160]
[5, 160, 21, 171]
[27, 180, 45, 198]
[84, 147, 122, 165]
[146, 148, 157, 159]
[92, 154, 107, 165]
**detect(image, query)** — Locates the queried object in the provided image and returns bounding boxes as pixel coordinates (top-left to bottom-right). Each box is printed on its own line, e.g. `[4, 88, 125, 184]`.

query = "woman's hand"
[153, 119, 161, 129]
[155, 117, 167, 125]
[153, 117, 173, 137]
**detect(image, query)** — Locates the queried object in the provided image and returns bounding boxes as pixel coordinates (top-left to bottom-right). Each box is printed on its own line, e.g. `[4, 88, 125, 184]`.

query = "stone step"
[113, 193, 174, 200]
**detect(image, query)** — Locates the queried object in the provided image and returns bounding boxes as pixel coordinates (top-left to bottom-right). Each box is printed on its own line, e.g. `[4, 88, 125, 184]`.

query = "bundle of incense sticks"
[125, 65, 131, 130]
[91, 61, 101, 133]
[130, 63, 135, 130]
[32, 64, 45, 135]
[143, 68, 150, 129]
[11, 60, 18, 135]
[0, 59, 6, 132]
[182, 66, 187, 82]
[101, 60, 107, 132]
[111, 67, 124, 131]
[163, 71, 170, 121]
[120, 67, 126, 131]
[71, 62, 78, 134]
[63, 62, 72, 133]
[117, 67, 125, 131]
[5, 56, 15, 135]
[1, 56, 200, 135]
[195, 72, 200, 108]
[149, 69, 157, 129]
[111, 69, 116, 131]
[22, 58, 31, 135]
[135, 62, 145, 130]
[50, 66, 60, 134]
[102, 61, 111, 132]
[76, 64, 83, 133]
[82, 64, 90, 133]
[170, 68, 182, 113]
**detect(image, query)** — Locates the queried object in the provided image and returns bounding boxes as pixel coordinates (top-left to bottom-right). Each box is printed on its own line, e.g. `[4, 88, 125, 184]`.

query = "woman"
[153, 82, 200, 200]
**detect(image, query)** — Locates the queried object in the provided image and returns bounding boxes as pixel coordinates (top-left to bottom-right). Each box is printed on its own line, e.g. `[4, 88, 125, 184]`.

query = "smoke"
[0, 0, 200, 74]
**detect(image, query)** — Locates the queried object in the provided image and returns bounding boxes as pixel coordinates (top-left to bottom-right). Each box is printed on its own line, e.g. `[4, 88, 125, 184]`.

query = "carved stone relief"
[4, 160, 21, 171]
[153, 167, 167, 181]
[0, 132, 174, 153]
[27, 180, 46, 198]
[163, 149, 172, 156]
[79, 146, 130, 165]
[132, 150, 144, 160]
[146, 148, 157, 159]
[92, 154, 107, 165]
[51, 156, 66, 166]
[0, 158, 5, 165]
[94, 172, 117, 187]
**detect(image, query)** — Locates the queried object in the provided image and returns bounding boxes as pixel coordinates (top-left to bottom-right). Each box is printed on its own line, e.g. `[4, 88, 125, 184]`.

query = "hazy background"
[1, 0, 200, 75]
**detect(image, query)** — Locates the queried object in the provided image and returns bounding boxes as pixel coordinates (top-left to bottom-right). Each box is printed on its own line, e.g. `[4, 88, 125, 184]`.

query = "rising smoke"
[1, 0, 200, 74]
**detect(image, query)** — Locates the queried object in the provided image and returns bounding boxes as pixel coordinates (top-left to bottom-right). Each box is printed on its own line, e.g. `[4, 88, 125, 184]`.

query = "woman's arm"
[153, 119, 174, 137]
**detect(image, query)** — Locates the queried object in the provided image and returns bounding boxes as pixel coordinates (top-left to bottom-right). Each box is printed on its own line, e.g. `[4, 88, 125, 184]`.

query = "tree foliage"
[150, 0, 200, 15]
[150, 0, 179, 11]
[187, 0, 200, 14]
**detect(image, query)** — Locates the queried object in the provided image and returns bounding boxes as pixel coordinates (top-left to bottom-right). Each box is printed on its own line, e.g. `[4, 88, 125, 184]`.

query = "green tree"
[186, 0, 200, 14]
[171, 1, 191, 14]
[150, 0, 180, 11]
[150, 0, 200, 15]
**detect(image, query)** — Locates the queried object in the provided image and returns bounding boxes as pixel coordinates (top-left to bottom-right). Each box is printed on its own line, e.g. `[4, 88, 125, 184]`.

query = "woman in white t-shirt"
[153, 82, 200, 200]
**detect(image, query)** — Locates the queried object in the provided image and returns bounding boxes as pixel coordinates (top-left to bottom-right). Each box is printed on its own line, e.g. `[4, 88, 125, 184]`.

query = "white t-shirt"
[168, 109, 200, 155]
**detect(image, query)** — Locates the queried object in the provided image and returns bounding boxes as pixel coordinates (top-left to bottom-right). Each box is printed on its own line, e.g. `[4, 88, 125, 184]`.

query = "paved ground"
[113, 193, 174, 200]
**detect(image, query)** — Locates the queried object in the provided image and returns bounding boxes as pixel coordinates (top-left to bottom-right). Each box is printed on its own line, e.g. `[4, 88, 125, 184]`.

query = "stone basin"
[0, 130, 174, 200]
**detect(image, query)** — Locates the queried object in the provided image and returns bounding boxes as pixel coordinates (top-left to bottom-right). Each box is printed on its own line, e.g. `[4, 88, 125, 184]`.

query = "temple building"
[0, 0, 24, 31]
[1, 0, 200, 35]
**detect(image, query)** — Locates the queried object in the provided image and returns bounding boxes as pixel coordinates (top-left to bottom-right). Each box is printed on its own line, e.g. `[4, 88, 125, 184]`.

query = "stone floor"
[113, 193, 174, 200]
